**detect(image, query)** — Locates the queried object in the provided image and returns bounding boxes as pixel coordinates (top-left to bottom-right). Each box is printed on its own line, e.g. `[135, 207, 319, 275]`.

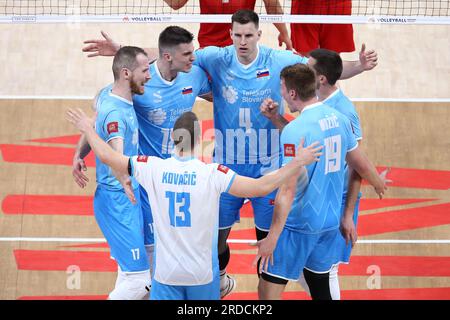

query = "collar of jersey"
[322, 88, 341, 103]
[301, 102, 323, 113]
[172, 154, 196, 162]
[154, 61, 177, 86]
[234, 45, 260, 70]
[108, 91, 133, 106]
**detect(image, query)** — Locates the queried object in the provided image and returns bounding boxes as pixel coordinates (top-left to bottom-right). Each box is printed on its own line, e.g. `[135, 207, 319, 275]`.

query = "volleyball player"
[89, 46, 152, 300]
[254, 63, 387, 300]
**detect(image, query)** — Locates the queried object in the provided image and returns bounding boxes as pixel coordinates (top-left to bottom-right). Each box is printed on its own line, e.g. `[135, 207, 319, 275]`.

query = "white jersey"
[130, 155, 236, 285]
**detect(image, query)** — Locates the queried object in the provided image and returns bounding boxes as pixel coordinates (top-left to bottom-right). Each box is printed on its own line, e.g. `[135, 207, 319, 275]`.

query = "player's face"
[130, 54, 151, 95]
[170, 42, 196, 73]
[230, 22, 261, 62]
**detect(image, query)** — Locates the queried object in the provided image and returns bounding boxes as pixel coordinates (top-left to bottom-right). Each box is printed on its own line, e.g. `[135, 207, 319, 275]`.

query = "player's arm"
[228, 139, 322, 198]
[346, 146, 387, 198]
[341, 44, 378, 79]
[260, 98, 289, 131]
[340, 165, 362, 247]
[82, 31, 158, 60]
[163, 0, 190, 10]
[253, 173, 298, 270]
[262, 0, 293, 50]
[72, 134, 91, 188]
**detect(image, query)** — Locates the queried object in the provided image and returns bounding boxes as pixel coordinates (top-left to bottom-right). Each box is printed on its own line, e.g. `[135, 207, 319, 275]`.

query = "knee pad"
[109, 270, 151, 300]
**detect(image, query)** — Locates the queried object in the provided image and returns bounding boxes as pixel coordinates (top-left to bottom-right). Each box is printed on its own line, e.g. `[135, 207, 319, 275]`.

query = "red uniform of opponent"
[291, 0, 355, 54]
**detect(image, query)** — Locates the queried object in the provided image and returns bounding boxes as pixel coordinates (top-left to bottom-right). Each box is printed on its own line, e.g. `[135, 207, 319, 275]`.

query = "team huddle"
[67, 10, 388, 300]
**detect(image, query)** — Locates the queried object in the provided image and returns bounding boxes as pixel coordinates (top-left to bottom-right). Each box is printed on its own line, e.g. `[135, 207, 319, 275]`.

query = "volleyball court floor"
[0, 97, 449, 300]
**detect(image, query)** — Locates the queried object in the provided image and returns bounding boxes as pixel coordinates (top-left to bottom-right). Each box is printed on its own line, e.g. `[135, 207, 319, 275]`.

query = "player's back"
[132, 62, 210, 159]
[131, 155, 235, 285]
[323, 88, 362, 196]
[95, 88, 139, 191]
[281, 102, 358, 233]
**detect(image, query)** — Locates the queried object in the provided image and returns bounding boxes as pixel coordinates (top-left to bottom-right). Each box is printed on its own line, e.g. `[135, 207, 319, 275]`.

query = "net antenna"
[1, 1, 449, 24]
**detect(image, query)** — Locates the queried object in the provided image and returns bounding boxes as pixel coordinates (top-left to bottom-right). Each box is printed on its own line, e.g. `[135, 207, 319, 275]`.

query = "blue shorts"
[218, 163, 277, 231]
[139, 186, 155, 246]
[332, 193, 361, 264]
[94, 186, 149, 273]
[150, 263, 220, 300]
[263, 227, 340, 281]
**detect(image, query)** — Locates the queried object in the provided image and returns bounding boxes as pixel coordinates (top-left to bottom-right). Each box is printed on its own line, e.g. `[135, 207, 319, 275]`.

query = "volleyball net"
[1, 0, 449, 24]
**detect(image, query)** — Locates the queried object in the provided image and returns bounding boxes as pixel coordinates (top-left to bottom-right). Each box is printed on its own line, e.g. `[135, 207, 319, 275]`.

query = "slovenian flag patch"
[182, 86, 193, 94]
[256, 69, 270, 78]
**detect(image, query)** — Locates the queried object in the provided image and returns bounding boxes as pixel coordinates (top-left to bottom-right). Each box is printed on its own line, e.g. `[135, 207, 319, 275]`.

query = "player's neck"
[174, 149, 195, 159]
[111, 83, 133, 103]
[157, 59, 178, 82]
[318, 85, 339, 101]
[297, 96, 320, 113]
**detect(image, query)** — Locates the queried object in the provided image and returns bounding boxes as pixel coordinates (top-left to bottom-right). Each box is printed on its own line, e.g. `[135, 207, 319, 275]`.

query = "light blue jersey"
[133, 62, 211, 158]
[281, 102, 358, 234]
[195, 45, 308, 176]
[93, 88, 148, 273]
[95, 89, 139, 191]
[323, 88, 362, 196]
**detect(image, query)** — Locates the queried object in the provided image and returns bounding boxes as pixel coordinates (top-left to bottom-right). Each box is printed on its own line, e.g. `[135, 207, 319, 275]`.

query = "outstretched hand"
[82, 30, 120, 57]
[66, 108, 95, 133]
[294, 138, 323, 167]
[359, 43, 378, 71]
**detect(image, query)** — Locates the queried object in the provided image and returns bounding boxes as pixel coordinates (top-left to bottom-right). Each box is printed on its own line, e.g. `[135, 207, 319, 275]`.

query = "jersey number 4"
[165, 191, 192, 227]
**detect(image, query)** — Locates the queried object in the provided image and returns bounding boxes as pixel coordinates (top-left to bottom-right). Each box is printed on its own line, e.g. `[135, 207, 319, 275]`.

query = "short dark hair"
[231, 9, 259, 28]
[280, 63, 317, 102]
[309, 49, 343, 85]
[173, 111, 200, 152]
[112, 46, 147, 81]
[158, 26, 194, 55]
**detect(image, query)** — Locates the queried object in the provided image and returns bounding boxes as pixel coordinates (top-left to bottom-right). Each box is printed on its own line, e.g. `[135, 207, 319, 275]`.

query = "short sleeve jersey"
[130, 155, 236, 285]
[132, 62, 211, 158]
[323, 88, 362, 195]
[95, 89, 140, 191]
[195, 45, 308, 174]
[280, 102, 358, 233]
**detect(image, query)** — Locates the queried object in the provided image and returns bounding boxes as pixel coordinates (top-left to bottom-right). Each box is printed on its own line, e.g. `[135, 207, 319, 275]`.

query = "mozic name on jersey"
[162, 171, 197, 186]
[319, 115, 339, 131]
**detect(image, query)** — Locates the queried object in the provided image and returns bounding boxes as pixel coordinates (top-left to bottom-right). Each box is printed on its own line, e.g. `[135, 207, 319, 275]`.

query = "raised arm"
[340, 44, 378, 79]
[228, 139, 322, 198]
[163, 0, 190, 10]
[263, 0, 293, 50]
[82, 31, 158, 60]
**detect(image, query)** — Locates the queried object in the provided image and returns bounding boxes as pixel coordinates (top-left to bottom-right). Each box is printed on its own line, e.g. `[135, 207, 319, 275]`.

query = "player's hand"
[72, 157, 89, 188]
[252, 237, 277, 273]
[359, 43, 378, 71]
[66, 108, 95, 133]
[295, 138, 323, 167]
[116, 173, 137, 204]
[82, 30, 120, 58]
[260, 98, 279, 120]
[373, 167, 392, 199]
[278, 32, 293, 51]
[340, 214, 357, 247]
